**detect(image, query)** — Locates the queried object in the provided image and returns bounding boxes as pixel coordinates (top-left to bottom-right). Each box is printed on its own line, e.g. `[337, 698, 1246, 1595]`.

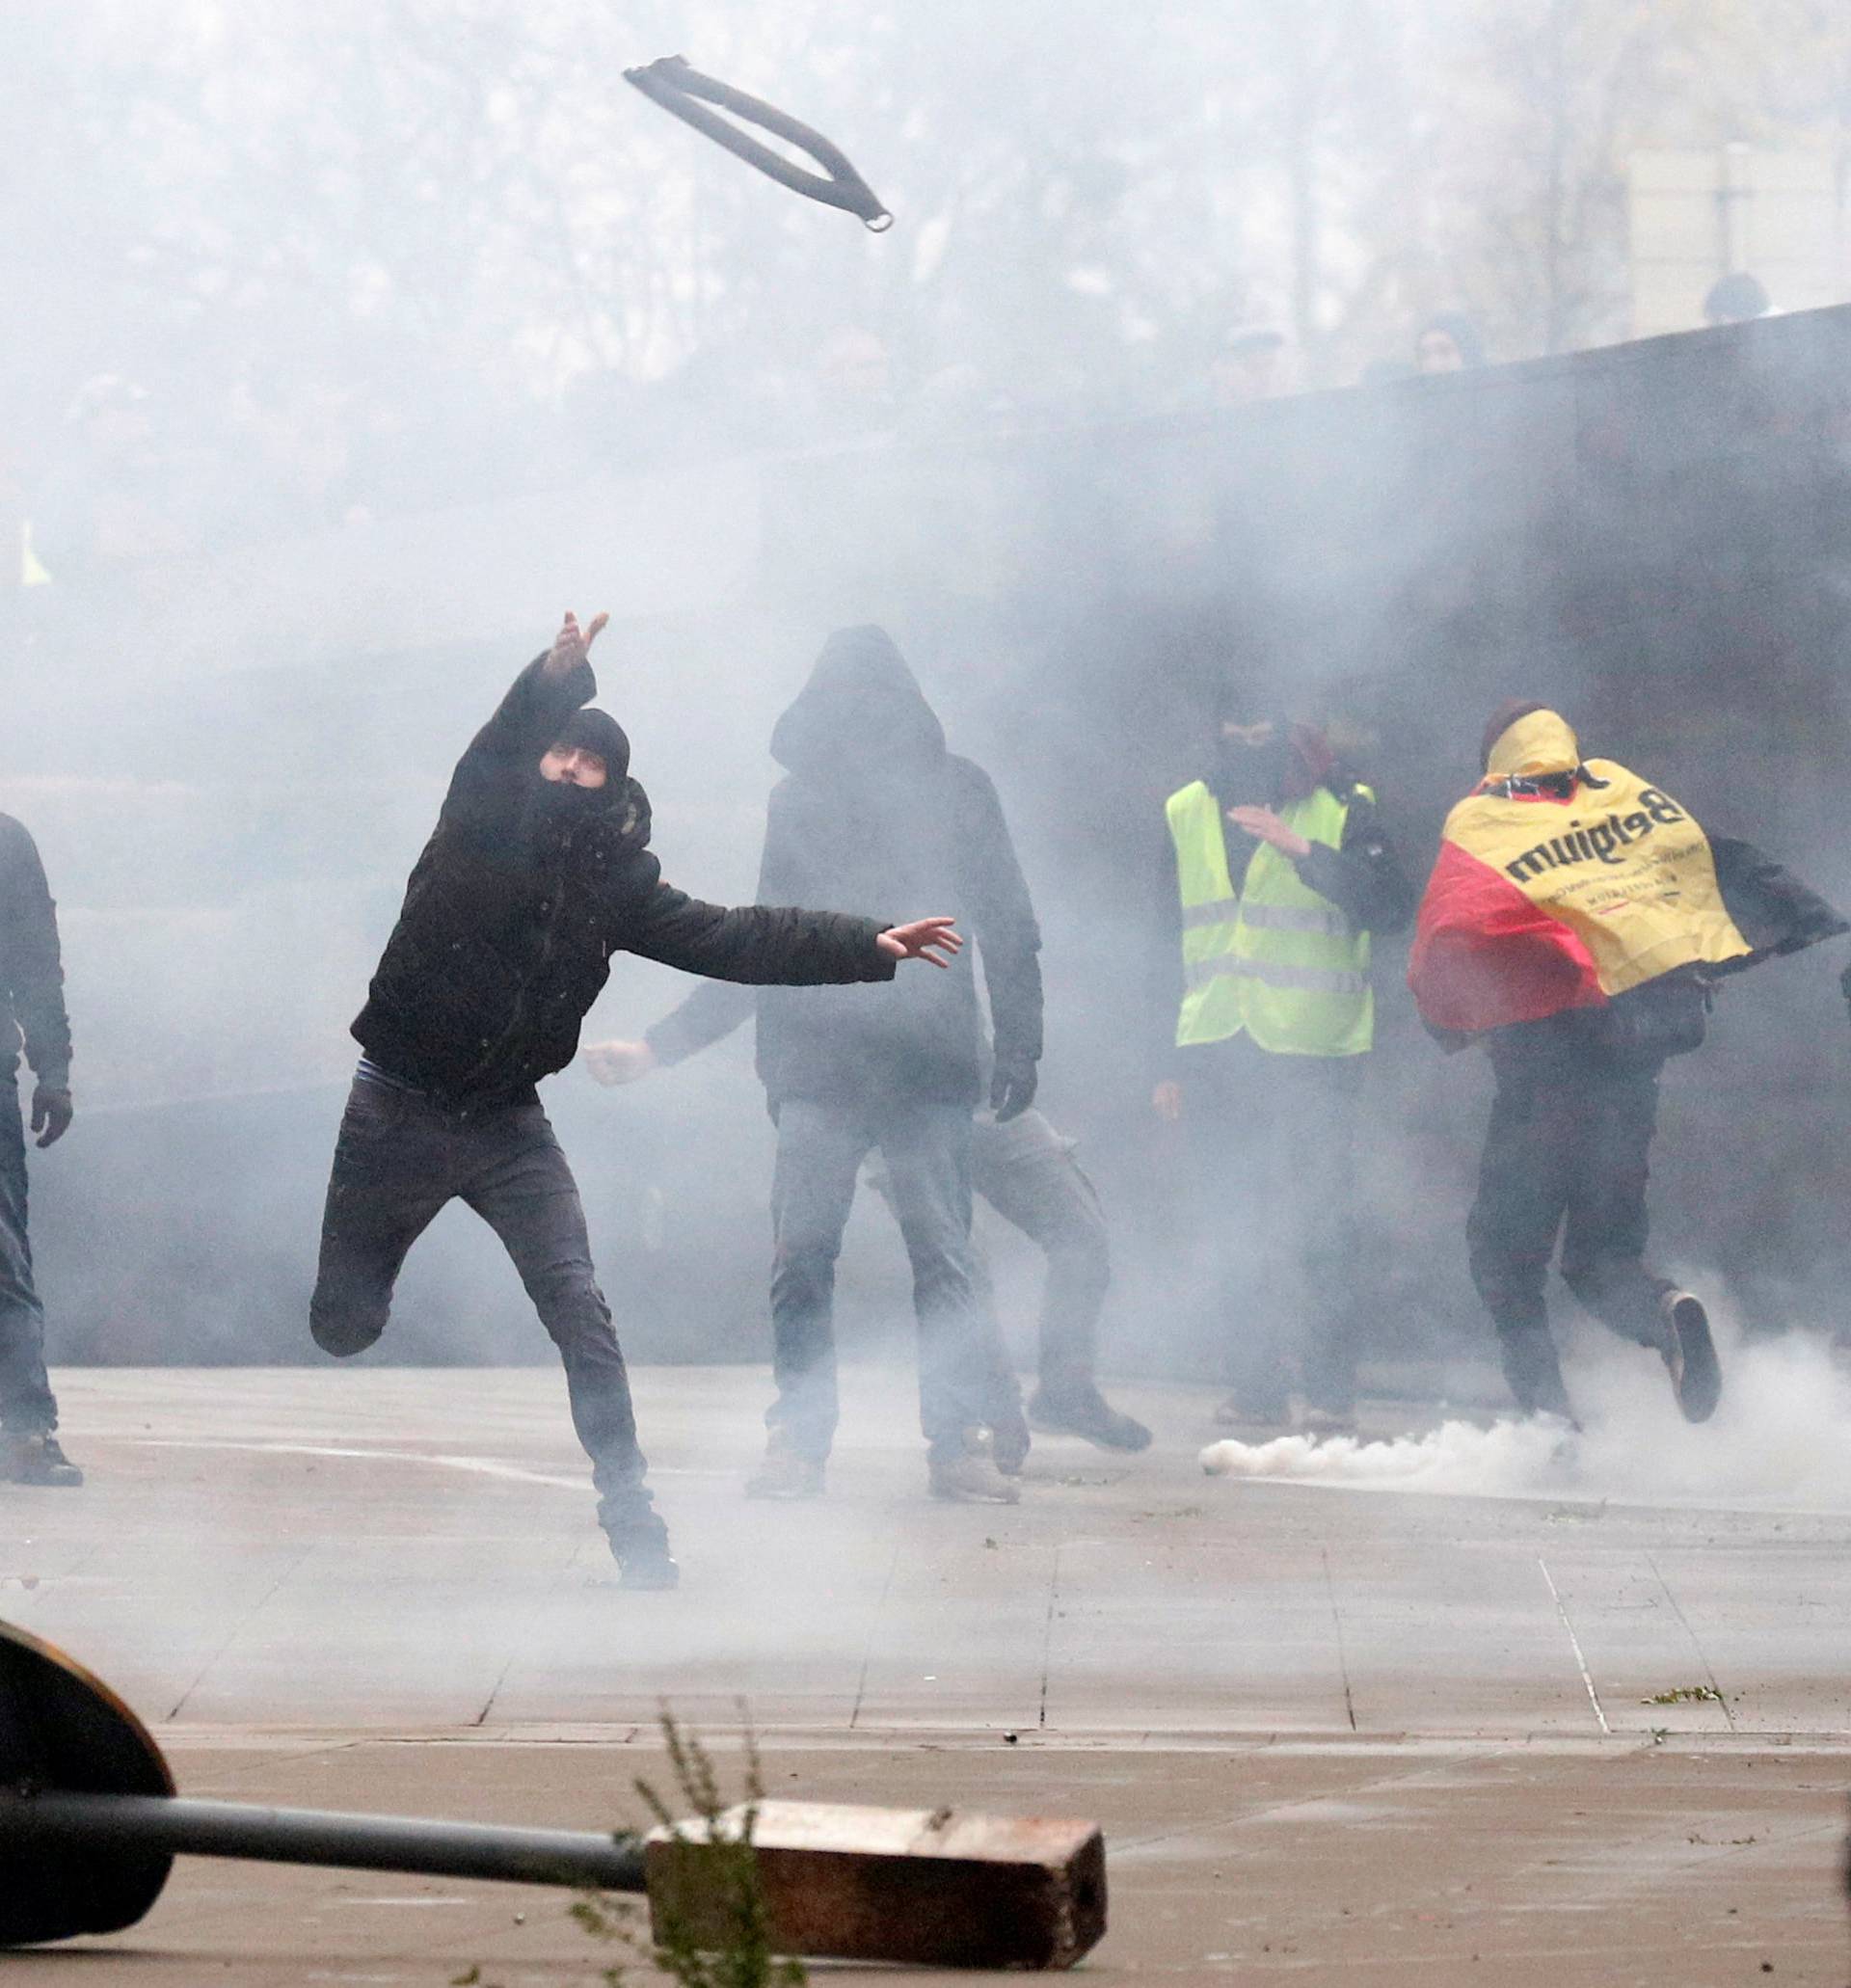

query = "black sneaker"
[1660, 1290, 1722, 1423]
[603, 1507, 679, 1589]
[991, 1409, 1032, 1476]
[614, 1543, 681, 1590]
[927, 1429, 1020, 1505]
[1, 1432, 83, 1487]
[1028, 1385, 1153, 1452]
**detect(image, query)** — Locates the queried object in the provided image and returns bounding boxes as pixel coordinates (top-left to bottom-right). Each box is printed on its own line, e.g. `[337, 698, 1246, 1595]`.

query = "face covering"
[522, 768, 609, 852]
[1214, 730, 1291, 808]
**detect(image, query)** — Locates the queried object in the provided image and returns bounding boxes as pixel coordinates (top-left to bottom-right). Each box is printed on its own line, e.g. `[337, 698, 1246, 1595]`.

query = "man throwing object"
[309, 612, 959, 1588]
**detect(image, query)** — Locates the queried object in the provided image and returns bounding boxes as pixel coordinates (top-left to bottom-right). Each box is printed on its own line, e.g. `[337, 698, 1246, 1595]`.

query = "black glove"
[989, 1055, 1037, 1125]
[30, 1084, 72, 1149]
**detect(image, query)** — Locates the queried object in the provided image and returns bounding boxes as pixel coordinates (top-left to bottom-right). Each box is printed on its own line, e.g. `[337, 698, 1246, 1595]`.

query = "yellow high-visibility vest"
[1166, 779, 1373, 1057]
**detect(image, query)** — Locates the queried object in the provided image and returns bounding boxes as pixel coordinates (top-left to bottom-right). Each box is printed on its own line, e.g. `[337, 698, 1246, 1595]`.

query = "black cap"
[554, 706, 630, 785]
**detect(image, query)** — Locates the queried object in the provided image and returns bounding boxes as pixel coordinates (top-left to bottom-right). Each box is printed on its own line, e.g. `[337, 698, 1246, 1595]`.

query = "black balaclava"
[524, 705, 631, 840]
[556, 706, 630, 785]
[1214, 727, 1292, 809]
[1210, 672, 1290, 807]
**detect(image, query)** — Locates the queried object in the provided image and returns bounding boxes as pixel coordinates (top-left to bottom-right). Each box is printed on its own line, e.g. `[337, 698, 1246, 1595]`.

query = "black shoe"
[1028, 1385, 1152, 1452]
[991, 1409, 1032, 1476]
[604, 1509, 679, 1589]
[927, 1429, 1020, 1505]
[1659, 1290, 1722, 1423]
[1, 1432, 83, 1487]
[615, 1543, 681, 1590]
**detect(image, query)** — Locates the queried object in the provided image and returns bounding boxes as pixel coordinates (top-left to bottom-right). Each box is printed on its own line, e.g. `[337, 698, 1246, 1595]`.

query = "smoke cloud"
[1204, 1314, 1851, 1512]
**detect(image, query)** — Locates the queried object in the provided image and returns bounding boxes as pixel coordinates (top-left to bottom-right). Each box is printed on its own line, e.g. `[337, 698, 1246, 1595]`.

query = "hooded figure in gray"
[734, 625, 1043, 1107]
[656, 626, 1044, 1499]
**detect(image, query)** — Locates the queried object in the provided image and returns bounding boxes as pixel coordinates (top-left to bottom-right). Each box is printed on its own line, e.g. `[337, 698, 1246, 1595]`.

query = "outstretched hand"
[877, 917, 962, 969]
[544, 609, 610, 677]
[583, 1039, 659, 1088]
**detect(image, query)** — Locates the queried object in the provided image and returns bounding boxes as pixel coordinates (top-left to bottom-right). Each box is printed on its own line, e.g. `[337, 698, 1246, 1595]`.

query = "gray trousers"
[0, 1076, 56, 1434]
[872, 1108, 1112, 1414]
[767, 1098, 992, 1461]
[309, 1072, 662, 1549]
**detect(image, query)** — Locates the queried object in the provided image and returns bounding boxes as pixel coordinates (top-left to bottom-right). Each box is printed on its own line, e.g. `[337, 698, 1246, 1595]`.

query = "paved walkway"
[3, 1366, 1848, 1982]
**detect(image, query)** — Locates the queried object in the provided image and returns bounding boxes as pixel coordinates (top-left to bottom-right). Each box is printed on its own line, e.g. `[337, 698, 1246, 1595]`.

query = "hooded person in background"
[1154, 686, 1414, 1435]
[308, 612, 962, 1589]
[585, 626, 1045, 1505]
[0, 814, 79, 1487]
[1409, 701, 1846, 1429]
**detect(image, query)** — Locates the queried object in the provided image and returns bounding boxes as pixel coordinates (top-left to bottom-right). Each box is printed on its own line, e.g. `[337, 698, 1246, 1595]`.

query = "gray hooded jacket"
[648, 627, 1042, 1109]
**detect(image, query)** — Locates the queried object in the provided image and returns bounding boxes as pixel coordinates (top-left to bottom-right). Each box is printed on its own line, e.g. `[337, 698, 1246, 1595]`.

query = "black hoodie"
[0, 815, 71, 1091]
[648, 627, 1043, 1109]
[353, 652, 897, 1104]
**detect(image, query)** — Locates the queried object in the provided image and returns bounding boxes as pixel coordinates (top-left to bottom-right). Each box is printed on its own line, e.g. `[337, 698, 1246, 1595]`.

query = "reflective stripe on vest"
[1165, 779, 1374, 1057]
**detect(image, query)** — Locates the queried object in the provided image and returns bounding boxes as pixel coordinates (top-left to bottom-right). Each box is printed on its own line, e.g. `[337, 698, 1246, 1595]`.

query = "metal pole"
[0, 1791, 649, 1894]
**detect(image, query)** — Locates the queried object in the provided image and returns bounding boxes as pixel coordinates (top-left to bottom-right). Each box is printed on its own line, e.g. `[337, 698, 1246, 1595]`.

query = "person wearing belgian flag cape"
[1409, 701, 1846, 1429]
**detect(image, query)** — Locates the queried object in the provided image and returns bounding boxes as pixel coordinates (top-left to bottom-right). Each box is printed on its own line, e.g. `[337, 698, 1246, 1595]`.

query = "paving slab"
[1, 1366, 1847, 1983]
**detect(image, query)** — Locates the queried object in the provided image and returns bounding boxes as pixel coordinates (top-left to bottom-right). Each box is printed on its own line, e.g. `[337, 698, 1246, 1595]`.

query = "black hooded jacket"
[645, 627, 1042, 1109]
[353, 652, 897, 1104]
[0, 814, 71, 1091]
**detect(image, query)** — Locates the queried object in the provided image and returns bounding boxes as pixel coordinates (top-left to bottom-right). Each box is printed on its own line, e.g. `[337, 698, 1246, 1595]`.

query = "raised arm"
[443, 612, 609, 838]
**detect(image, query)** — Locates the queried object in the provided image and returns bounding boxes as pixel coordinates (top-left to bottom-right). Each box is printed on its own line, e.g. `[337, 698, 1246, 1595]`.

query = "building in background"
[1627, 142, 1841, 337]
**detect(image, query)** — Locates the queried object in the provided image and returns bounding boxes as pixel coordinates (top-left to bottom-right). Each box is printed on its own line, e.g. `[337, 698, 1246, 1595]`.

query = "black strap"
[624, 55, 892, 230]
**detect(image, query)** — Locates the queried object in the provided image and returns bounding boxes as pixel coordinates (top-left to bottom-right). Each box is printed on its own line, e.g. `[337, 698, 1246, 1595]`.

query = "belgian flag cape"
[1408, 710, 1845, 1035]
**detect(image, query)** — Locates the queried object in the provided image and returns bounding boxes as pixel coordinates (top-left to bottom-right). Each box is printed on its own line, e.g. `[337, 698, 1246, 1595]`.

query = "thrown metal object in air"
[623, 55, 893, 231]
[0, 1617, 1105, 1968]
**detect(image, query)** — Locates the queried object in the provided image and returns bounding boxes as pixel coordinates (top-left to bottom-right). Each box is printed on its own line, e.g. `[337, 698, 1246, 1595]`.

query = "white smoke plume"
[1202, 1314, 1851, 1514]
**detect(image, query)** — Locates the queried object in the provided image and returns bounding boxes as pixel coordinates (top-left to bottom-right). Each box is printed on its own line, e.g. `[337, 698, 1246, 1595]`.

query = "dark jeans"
[871, 1107, 1113, 1419]
[1181, 1036, 1364, 1415]
[309, 1072, 662, 1549]
[1467, 1041, 1672, 1410]
[767, 1098, 991, 1460]
[0, 1076, 56, 1434]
